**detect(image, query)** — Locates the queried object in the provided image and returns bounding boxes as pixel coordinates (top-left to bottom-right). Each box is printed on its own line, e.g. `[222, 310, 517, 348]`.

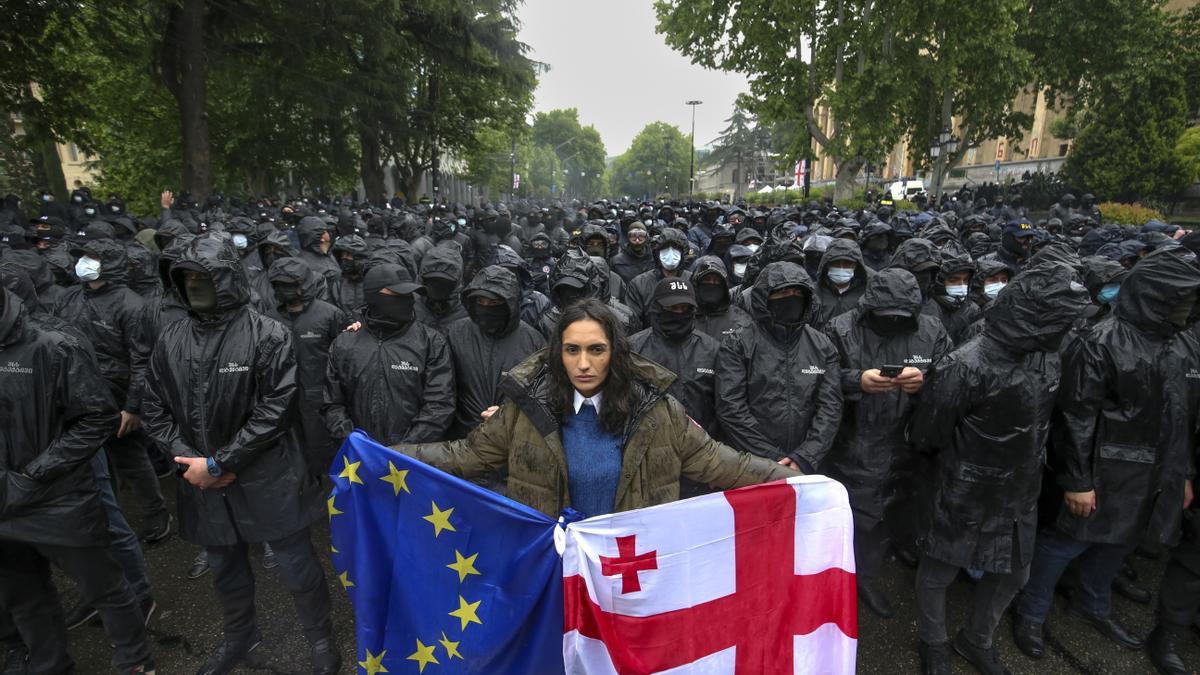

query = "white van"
[888, 179, 925, 201]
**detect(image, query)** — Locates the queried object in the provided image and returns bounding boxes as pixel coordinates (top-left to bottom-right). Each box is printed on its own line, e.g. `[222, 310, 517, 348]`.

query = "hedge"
[1097, 202, 1166, 226]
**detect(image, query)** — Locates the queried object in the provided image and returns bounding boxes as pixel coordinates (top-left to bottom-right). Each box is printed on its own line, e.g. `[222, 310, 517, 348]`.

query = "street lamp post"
[686, 100, 703, 203]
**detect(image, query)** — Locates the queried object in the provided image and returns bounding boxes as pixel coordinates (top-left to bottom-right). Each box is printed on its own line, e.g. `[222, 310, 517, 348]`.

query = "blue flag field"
[328, 430, 565, 674]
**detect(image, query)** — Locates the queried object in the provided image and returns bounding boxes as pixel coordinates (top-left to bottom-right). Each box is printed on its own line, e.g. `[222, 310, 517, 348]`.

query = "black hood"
[4, 248, 55, 292]
[1080, 256, 1129, 297]
[0, 264, 39, 310]
[420, 244, 464, 287]
[126, 244, 159, 294]
[751, 261, 817, 326]
[170, 233, 251, 314]
[816, 238, 869, 288]
[266, 256, 323, 303]
[296, 216, 329, 251]
[157, 233, 197, 292]
[984, 262, 1091, 352]
[331, 234, 369, 258]
[72, 238, 129, 285]
[858, 267, 922, 316]
[549, 248, 595, 305]
[462, 265, 522, 335]
[888, 237, 941, 273]
[1114, 246, 1200, 336]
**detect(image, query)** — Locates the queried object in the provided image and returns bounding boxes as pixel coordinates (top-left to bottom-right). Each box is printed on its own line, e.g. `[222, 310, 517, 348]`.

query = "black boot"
[139, 511, 173, 544]
[1011, 615, 1044, 659]
[310, 637, 342, 675]
[188, 549, 210, 580]
[952, 629, 1010, 675]
[195, 632, 263, 675]
[1112, 575, 1151, 604]
[1146, 625, 1188, 675]
[858, 579, 895, 618]
[918, 641, 951, 675]
[1066, 606, 1143, 650]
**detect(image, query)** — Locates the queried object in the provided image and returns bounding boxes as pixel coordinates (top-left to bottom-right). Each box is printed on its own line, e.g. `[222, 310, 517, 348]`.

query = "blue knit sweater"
[561, 402, 623, 517]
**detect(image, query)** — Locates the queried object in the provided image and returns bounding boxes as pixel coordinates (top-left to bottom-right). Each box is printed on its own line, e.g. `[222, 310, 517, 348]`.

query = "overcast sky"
[517, 0, 747, 157]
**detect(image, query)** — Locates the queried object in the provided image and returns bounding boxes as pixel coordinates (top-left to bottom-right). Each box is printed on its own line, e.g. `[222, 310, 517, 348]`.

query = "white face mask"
[746, 244, 761, 254]
[659, 248, 682, 271]
[75, 256, 101, 282]
[826, 267, 855, 286]
[984, 281, 1006, 299]
[232, 234, 249, 250]
[733, 262, 748, 278]
[945, 284, 968, 298]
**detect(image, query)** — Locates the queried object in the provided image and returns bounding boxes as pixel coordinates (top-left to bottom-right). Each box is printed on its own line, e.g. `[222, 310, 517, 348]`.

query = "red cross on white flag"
[562, 475, 857, 674]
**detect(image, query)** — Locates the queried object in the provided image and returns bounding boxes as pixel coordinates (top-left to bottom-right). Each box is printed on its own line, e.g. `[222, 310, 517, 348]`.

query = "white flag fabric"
[562, 475, 858, 674]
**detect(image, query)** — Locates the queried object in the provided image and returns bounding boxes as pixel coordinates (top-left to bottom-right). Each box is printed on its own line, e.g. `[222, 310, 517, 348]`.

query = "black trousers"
[206, 527, 333, 645]
[916, 555, 1031, 649]
[1158, 514, 1200, 630]
[0, 540, 151, 673]
[853, 511, 889, 582]
[108, 429, 167, 520]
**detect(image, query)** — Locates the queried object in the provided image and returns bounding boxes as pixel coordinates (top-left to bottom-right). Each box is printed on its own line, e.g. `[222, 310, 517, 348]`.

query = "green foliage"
[1063, 63, 1191, 204]
[1177, 126, 1200, 186]
[1095, 202, 1165, 226]
[531, 109, 607, 199]
[608, 122, 692, 199]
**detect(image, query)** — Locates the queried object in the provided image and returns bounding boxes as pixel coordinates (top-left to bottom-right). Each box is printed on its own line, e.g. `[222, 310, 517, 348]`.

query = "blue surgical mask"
[457, 218, 466, 227]
[1098, 282, 1120, 304]
[945, 284, 968, 298]
[984, 281, 1006, 299]
[75, 256, 101, 282]
[232, 234, 248, 250]
[659, 248, 682, 271]
[826, 267, 855, 285]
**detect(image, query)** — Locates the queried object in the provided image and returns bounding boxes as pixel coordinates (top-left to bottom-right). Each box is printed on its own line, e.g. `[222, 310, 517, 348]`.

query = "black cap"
[652, 277, 696, 308]
[364, 263, 423, 296]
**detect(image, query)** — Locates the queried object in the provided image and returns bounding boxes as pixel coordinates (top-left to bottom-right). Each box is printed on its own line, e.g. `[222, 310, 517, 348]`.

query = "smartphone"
[879, 364, 905, 378]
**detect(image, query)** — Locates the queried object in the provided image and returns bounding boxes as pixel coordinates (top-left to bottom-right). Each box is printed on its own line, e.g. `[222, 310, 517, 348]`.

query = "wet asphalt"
[56, 477, 1197, 674]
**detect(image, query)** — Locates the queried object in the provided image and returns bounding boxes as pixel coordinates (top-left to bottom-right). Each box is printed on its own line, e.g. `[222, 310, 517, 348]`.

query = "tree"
[531, 109, 607, 200]
[1178, 126, 1200, 187]
[608, 122, 691, 199]
[703, 103, 772, 198]
[1063, 67, 1190, 205]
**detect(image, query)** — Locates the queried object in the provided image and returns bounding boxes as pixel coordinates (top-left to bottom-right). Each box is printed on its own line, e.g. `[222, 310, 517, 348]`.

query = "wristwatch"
[206, 457, 224, 478]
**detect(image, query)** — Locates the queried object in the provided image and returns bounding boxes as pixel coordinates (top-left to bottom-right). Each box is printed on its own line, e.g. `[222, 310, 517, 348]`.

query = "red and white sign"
[562, 476, 857, 674]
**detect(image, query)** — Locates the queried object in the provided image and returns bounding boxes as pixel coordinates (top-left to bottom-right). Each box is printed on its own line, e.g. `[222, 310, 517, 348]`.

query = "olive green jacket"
[392, 350, 798, 518]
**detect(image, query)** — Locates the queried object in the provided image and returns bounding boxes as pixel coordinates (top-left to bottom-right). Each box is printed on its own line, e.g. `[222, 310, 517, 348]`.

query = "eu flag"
[328, 430, 565, 674]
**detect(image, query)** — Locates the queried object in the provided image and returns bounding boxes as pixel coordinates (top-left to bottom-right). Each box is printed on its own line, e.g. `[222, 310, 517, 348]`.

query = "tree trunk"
[176, 0, 211, 199]
[359, 126, 386, 203]
[834, 159, 864, 202]
[18, 87, 67, 198]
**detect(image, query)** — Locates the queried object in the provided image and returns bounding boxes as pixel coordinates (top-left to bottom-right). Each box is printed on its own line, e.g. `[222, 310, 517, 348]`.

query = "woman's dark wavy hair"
[547, 297, 636, 435]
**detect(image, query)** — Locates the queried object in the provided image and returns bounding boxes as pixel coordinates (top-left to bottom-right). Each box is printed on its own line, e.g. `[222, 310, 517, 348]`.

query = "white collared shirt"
[572, 390, 603, 415]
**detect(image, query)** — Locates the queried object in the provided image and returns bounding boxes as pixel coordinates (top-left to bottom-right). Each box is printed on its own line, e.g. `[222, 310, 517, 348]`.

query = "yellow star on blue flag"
[328, 430, 564, 673]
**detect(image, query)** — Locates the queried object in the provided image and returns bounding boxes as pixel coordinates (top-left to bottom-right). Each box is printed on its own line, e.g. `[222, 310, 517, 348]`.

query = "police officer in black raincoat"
[54, 239, 171, 542]
[629, 277, 721, 435]
[716, 261, 843, 473]
[294, 216, 341, 293]
[624, 227, 692, 327]
[908, 263, 1090, 675]
[323, 264, 455, 447]
[0, 288, 156, 675]
[691, 255, 753, 341]
[414, 245, 469, 334]
[824, 268, 953, 620]
[266, 257, 350, 477]
[444, 266, 545, 440]
[1015, 246, 1200, 659]
[141, 234, 337, 675]
[814, 238, 873, 328]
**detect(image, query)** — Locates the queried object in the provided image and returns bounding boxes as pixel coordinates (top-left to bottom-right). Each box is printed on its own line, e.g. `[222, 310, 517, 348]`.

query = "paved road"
[58, 479, 1197, 673]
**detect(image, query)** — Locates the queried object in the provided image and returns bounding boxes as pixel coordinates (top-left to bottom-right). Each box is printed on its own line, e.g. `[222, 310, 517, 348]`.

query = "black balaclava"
[470, 297, 510, 337]
[768, 293, 806, 326]
[913, 269, 936, 298]
[696, 282, 727, 309]
[865, 310, 916, 337]
[367, 292, 415, 329]
[1167, 292, 1198, 330]
[553, 283, 587, 309]
[339, 256, 362, 278]
[653, 306, 696, 341]
[272, 281, 303, 308]
[424, 276, 457, 302]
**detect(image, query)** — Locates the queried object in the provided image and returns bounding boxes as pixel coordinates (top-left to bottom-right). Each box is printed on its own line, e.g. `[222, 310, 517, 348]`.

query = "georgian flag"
[561, 476, 857, 674]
